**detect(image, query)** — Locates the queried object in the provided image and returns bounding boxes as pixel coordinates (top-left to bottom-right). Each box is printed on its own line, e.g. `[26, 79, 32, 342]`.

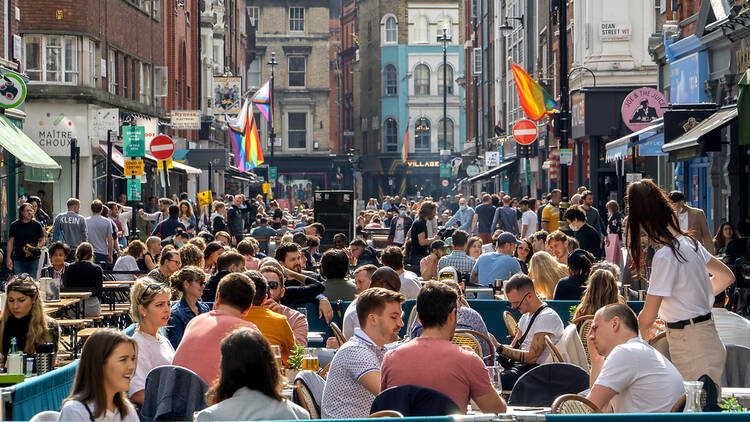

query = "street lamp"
[498, 15, 524, 36]
[437, 27, 452, 153]
[267, 52, 278, 168]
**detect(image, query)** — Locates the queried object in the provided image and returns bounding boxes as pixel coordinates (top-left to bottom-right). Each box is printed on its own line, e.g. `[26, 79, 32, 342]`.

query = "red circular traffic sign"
[150, 135, 175, 160]
[512, 120, 538, 145]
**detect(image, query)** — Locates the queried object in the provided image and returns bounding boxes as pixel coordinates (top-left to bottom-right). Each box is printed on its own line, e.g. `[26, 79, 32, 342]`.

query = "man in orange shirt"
[243, 270, 296, 363]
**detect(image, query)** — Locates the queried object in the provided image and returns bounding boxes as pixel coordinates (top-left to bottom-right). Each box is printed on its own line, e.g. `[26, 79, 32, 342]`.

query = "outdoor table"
[56, 319, 92, 359]
[308, 331, 325, 344]
[722, 387, 750, 407]
[43, 298, 81, 319]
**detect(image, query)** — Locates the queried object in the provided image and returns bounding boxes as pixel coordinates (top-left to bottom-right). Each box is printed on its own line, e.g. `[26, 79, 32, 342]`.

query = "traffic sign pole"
[150, 135, 175, 197]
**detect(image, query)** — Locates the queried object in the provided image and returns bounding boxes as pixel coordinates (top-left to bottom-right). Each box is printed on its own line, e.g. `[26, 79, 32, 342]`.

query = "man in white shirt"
[496, 274, 564, 388]
[321, 288, 405, 419]
[520, 199, 538, 238]
[711, 291, 750, 348]
[586, 304, 684, 413]
[381, 246, 421, 299]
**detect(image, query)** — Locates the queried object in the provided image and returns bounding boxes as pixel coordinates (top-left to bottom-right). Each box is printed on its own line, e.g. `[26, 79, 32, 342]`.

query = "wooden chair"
[330, 322, 346, 347]
[503, 311, 519, 340]
[318, 362, 331, 378]
[670, 393, 686, 412]
[648, 331, 670, 360]
[544, 335, 565, 363]
[367, 410, 404, 418]
[551, 394, 603, 414]
[454, 329, 495, 364]
[450, 331, 482, 357]
[294, 379, 320, 419]
[572, 315, 594, 364]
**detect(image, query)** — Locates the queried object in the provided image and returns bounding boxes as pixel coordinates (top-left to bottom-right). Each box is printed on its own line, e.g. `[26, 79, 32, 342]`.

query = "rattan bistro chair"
[294, 379, 320, 419]
[503, 311, 519, 340]
[330, 322, 347, 347]
[367, 410, 405, 418]
[572, 315, 594, 364]
[551, 394, 603, 414]
[544, 335, 565, 363]
[452, 329, 495, 364]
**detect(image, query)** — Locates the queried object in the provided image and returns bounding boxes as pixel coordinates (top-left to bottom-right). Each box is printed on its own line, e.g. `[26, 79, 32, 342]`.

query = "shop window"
[384, 118, 398, 152]
[384, 64, 397, 96]
[415, 117, 430, 152]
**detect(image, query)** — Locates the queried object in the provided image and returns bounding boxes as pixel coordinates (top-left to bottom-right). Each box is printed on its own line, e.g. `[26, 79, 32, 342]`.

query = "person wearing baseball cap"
[419, 239, 448, 281]
[470, 232, 522, 286]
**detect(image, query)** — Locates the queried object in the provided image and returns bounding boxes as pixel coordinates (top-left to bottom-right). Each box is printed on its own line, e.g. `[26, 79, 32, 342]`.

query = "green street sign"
[269, 166, 278, 180]
[123, 126, 146, 157]
[439, 163, 451, 178]
[127, 178, 142, 201]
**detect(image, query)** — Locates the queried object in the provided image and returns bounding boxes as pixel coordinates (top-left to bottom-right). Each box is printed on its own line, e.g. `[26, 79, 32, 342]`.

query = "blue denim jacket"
[167, 297, 211, 349]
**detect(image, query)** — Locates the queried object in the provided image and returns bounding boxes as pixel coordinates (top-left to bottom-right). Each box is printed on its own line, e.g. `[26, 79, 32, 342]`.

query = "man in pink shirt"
[173, 273, 259, 384]
[380, 282, 506, 414]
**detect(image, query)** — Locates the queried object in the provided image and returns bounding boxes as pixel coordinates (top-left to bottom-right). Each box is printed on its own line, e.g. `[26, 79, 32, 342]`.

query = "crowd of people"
[0, 178, 748, 420]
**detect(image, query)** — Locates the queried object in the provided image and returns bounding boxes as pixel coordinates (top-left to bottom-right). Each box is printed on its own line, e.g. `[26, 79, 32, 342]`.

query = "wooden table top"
[60, 292, 92, 299]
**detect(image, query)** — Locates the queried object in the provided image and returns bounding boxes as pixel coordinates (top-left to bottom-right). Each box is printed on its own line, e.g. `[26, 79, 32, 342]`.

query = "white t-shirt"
[516, 305, 564, 364]
[58, 399, 140, 422]
[129, 330, 175, 396]
[594, 337, 684, 413]
[677, 210, 689, 232]
[342, 297, 360, 339]
[393, 218, 406, 245]
[647, 236, 714, 322]
[521, 210, 538, 237]
[399, 271, 422, 300]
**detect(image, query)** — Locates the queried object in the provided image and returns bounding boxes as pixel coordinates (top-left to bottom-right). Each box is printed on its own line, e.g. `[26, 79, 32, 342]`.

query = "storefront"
[271, 156, 338, 207]
[467, 160, 517, 196]
[0, 110, 61, 239]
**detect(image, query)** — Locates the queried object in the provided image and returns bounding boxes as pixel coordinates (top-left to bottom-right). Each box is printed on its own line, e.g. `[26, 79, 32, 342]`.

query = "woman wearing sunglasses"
[513, 238, 534, 274]
[167, 266, 210, 349]
[128, 278, 173, 406]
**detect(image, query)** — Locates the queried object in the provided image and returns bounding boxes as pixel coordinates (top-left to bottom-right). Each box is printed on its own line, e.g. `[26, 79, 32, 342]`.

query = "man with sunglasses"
[496, 274, 564, 389]
[260, 264, 309, 346]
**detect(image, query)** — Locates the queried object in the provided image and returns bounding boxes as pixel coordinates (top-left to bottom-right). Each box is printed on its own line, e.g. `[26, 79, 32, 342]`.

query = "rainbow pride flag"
[252, 79, 273, 126]
[228, 100, 264, 171]
[401, 123, 410, 163]
[510, 62, 558, 121]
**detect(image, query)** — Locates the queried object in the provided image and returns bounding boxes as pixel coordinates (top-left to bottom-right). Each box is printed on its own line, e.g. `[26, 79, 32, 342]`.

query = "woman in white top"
[58, 328, 139, 422]
[629, 179, 735, 388]
[196, 327, 309, 421]
[128, 278, 174, 405]
[113, 240, 146, 281]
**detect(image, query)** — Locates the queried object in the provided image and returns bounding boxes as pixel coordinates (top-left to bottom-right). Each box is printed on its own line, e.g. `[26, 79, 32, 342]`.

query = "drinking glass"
[271, 345, 283, 370]
[487, 365, 503, 393]
[683, 381, 704, 413]
[302, 348, 320, 372]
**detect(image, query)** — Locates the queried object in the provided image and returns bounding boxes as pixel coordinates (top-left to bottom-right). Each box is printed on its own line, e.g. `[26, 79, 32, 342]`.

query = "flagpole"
[268, 53, 278, 173]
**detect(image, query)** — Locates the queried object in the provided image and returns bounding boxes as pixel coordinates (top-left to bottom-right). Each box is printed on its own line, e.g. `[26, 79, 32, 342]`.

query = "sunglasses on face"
[194, 280, 207, 287]
[517, 246, 530, 252]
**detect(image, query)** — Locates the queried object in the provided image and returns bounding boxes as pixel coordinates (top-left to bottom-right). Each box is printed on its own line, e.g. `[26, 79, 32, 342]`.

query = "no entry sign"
[513, 120, 538, 145]
[150, 135, 175, 160]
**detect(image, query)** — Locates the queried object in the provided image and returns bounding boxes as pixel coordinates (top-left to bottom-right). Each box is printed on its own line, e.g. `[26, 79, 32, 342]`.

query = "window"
[288, 113, 307, 149]
[289, 7, 304, 32]
[123, 56, 129, 98]
[24, 35, 78, 84]
[472, 48, 482, 75]
[385, 16, 397, 43]
[108, 49, 116, 94]
[384, 118, 398, 152]
[131, 59, 137, 100]
[413, 15, 428, 43]
[88, 40, 98, 87]
[140, 62, 152, 104]
[438, 64, 453, 95]
[152, 0, 160, 20]
[248, 6, 259, 27]
[437, 119, 454, 149]
[384, 64, 397, 96]
[414, 64, 429, 95]
[415, 118, 430, 151]
[248, 57, 261, 88]
[288, 56, 306, 87]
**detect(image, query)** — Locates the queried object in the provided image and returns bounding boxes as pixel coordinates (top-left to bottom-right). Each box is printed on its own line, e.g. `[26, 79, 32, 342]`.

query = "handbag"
[498, 304, 548, 369]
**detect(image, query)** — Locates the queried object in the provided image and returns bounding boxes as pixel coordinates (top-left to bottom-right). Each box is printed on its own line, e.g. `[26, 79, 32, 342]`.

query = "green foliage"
[719, 398, 747, 412]
[569, 304, 578, 323]
[287, 344, 305, 371]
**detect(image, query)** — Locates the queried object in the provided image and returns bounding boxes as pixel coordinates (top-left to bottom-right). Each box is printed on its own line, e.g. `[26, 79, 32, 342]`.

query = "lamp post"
[268, 51, 279, 166]
[555, 1, 570, 202]
[438, 27, 452, 152]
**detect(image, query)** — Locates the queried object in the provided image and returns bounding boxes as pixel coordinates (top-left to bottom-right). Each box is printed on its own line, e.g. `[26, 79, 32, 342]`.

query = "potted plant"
[286, 344, 305, 381]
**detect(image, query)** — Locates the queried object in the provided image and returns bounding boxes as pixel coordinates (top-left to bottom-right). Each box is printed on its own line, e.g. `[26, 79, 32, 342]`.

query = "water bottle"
[7, 337, 23, 375]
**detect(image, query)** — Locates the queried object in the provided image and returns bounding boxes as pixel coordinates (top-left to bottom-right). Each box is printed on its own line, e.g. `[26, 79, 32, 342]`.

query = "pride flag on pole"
[401, 120, 410, 163]
[252, 79, 273, 126]
[228, 99, 264, 171]
[510, 62, 558, 121]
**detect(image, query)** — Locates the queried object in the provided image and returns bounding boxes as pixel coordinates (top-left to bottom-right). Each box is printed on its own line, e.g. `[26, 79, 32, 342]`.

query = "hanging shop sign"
[0, 72, 26, 109]
[621, 87, 668, 132]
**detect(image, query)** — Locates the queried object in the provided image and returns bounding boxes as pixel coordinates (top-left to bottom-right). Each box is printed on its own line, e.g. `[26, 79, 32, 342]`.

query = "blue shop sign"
[670, 52, 709, 103]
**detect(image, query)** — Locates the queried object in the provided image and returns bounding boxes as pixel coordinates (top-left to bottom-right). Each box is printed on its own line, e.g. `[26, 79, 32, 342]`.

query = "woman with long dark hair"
[196, 327, 309, 421]
[629, 179, 735, 389]
[58, 329, 138, 421]
[513, 238, 534, 274]
[713, 222, 737, 256]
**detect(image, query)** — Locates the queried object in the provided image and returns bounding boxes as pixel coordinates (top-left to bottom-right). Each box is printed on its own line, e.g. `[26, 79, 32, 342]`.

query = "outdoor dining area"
[4, 289, 750, 421]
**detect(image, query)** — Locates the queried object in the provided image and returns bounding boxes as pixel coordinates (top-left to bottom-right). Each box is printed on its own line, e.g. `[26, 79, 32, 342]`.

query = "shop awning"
[99, 144, 201, 175]
[0, 114, 61, 182]
[468, 160, 515, 182]
[225, 166, 253, 183]
[662, 106, 737, 159]
[605, 119, 663, 162]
